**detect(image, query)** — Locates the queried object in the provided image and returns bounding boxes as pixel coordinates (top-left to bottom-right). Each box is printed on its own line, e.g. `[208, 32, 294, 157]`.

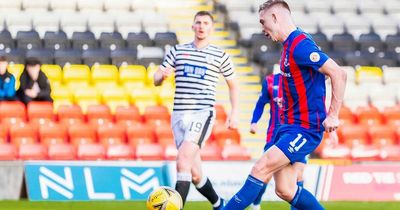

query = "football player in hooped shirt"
[223, 0, 347, 210]
[249, 70, 305, 210]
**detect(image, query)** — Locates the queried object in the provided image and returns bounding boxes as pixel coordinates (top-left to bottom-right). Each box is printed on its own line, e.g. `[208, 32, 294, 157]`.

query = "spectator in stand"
[0, 56, 16, 101]
[17, 58, 52, 104]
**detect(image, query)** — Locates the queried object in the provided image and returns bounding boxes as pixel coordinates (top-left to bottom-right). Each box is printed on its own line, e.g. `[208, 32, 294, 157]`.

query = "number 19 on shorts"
[288, 133, 307, 153]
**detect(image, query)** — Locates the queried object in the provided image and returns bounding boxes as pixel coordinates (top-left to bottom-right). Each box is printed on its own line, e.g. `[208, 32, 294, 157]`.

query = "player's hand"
[327, 130, 339, 146]
[161, 66, 175, 79]
[250, 123, 257, 134]
[226, 112, 238, 129]
[322, 115, 340, 133]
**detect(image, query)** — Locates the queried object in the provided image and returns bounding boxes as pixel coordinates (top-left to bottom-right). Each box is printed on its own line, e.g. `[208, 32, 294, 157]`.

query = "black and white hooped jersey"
[161, 43, 235, 113]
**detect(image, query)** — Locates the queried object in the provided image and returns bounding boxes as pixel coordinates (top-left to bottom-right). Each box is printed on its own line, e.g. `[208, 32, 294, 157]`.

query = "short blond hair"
[259, 0, 291, 13]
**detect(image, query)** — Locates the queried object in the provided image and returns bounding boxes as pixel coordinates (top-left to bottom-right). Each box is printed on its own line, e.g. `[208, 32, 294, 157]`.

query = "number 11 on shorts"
[289, 133, 307, 153]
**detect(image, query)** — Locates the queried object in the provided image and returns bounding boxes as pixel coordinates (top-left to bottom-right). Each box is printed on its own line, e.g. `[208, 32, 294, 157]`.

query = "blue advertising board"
[25, 161, 170, 201]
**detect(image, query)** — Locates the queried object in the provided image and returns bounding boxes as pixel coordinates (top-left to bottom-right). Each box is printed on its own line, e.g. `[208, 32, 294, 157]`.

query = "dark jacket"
[17, 70, 52, 101]
[0, 71, 16, 100]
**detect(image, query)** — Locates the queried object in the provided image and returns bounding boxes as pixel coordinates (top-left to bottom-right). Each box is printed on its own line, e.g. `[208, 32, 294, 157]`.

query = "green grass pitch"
[0, 201, 399, 210]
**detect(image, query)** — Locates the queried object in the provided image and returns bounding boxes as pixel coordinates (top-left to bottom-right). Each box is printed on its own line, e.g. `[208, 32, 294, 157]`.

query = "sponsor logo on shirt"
[183, 64, 207, 79]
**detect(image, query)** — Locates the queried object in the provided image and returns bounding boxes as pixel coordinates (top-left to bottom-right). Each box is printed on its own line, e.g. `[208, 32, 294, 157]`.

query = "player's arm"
[250, 79, 270, 134]
[220, 52, 238, 129]
[319, 58, 347, 132]
[154, 46, 176, 86]
[226, 78, 239, 129]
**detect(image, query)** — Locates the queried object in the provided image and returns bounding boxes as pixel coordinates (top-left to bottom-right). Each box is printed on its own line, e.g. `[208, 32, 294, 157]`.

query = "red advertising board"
[320, 165, 400, 201]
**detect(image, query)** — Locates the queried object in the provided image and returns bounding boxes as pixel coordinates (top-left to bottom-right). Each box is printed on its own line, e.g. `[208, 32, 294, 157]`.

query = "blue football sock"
[223, 175, 265, 210]
[290, 186, 324, 210]
[253, 183, 267, 205]
[290, 181, 304, 210]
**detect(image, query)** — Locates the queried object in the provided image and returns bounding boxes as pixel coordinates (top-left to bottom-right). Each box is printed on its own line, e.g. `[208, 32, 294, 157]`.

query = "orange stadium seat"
[77, 144, 106, 160]
[106, 144, 135, 160]
[57, 105, 85, 125]
[339, 105, 356, 125]
[215, 104, 227, 123]
[126, 124, 155, 146]
[0, 144, 17, 160]
[221, 145, 251, 161]
[200, 144, 222, 160]
[155, 126, 174, 147]
[136, 143, 164, 160]
[369, 125, 397, 147]
[380, 145, 400, 161]
[0, 101, 26, 123]
[115, 106, 142, 125]
[213, 126, 241, 147]
[39, 123, 67, 146]
[27, 101, 55, 125]
[48, 144, 77, 160]
[68, 124, 97, 146]
[356, 106, 383, 126]
[320, 144, 351, 159]
[351, 144, 380, 161]
[0, 124, 8, 143]
[383, 105, 400, 126]
[339, 125, 369, 147]
[86, 104, 113, 125]
[10, 123, 38, 146]
[164, 144, 178, 160]
[143, 105, 170, 124]
[97, 123, 126, 146]
[19, 144, 47, 160]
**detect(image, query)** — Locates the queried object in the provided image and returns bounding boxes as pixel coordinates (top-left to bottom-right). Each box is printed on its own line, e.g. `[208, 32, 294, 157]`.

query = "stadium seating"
[48, 144, 77, 160]
[0, 0, 398, 162]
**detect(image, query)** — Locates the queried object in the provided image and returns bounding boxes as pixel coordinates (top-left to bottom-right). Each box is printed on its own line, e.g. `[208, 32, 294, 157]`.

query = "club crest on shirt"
[205, 55, 215, 64]
[4, 77, 10, 83]
[310, 52, 320, 62]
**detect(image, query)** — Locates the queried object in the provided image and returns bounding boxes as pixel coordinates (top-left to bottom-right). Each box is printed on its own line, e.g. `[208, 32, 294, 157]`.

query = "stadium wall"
[1, 161, 399, 201]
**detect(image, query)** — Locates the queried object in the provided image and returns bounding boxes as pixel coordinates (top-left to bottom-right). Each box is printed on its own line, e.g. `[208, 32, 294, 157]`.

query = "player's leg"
[191, 152, 224, 209]
[272, 129, 324, 210]
[249, 184, 266, 210]
[174, 110, 215, 206]
[175, 141, 200, 205]
[250, 141, 274, 210]
[223, 145, 290, 210]
[291, 162, 305, 210]
[274, 163, 323, 210]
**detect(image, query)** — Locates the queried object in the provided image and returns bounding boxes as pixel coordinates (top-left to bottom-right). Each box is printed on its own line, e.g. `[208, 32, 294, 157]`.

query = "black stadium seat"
[311, 31, 331, 52]
[26, 49, 54, 64]
[358, 32, 384, 54]
[44, 31, 70, 50]
[0, 30, 15, 51]
[1, 49, 26, 64]
[260, 52, 281, 72]
[344, 52, 372, 67]
[54, 49, 82, 66]
[372, 52, 398, 68]
[111, 48, 137, 67]
[71, 31, 98, 51]
[126, 32, 152, 49]
[82, 49, 111, 66]
[331, 32, 358, 54]
[154, 32, 178, 48]
[250, 33, 281, 63]
[16, 30, 42, 50]
[385, 33, 400, 54]
[100, 32, 126, 50]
